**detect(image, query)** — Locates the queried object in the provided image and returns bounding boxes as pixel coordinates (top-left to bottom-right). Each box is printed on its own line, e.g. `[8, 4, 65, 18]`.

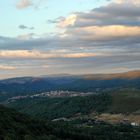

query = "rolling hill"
[6, 94, 111, 119]
[1, 71, 140, 139]
[5, 88, 140, 120]
[0, 70, 140, 102]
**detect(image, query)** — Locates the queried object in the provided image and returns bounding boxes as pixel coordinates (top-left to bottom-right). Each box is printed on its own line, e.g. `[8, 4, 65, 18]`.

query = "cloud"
[42, 65, 50, 69]
[16, 0, 47, 10]
[52, 0, 140, 44]
[17, 33, 35, 40]
[19, 25, 34, 30]
[0, 50, 98, 59]
[16, 0, 32, 9]
[113, 0, 140, 5]
[55, 1, 140, 28]
[66, 25, 140, 41]
[1, 0, 140, 78]
[0, 65, 16, 70]
[1, 0, 140, 51]
[56, 14, 77, 28]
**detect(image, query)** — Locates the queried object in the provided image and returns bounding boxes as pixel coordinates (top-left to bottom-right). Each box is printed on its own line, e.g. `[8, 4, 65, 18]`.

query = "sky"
[0, 0, 140, 79]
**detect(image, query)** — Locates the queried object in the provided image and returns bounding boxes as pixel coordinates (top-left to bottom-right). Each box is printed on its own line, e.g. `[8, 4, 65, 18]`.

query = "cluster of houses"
[52, 117, 139, 127]
[7, 90, 94, 102]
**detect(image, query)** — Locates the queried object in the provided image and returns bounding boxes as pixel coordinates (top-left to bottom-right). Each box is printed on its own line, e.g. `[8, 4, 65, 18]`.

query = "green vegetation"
[1, 73, 140, 139]
[0, 105, 59, 140]
[108, 88, 140, 114]
[0, 72, 140, 103]
[7, 94, 111, 119]
[6, 88, 140, 120]
[1, 105, 140, 140]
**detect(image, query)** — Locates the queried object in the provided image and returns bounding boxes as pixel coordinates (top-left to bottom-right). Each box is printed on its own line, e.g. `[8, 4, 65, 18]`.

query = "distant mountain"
[0, 70, 140, 102]
[83, 70, 140, 80]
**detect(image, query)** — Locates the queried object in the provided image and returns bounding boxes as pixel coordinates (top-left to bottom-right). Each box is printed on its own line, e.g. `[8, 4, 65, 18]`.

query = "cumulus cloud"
[52, 0, 140, 46]
[55, 1, 140, 28]
[16, 0, 32, 9]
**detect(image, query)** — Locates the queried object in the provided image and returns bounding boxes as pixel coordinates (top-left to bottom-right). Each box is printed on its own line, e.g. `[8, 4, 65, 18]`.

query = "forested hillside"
[1, 105, 140, 140]
[0, 71, 140, 102]
[7, 94, 111, 119]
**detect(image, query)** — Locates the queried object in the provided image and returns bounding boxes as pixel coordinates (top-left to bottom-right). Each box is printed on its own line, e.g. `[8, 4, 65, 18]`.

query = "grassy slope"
[108, 88, 140, 114]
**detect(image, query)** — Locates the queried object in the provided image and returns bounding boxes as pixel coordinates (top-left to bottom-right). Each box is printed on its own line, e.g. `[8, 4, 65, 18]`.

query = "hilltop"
[0, 70, 140, 102]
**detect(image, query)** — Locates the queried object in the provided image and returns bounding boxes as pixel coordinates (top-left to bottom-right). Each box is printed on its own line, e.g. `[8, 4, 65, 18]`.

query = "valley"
[0, 71, 140, 139]
[0, 103, 140, 140]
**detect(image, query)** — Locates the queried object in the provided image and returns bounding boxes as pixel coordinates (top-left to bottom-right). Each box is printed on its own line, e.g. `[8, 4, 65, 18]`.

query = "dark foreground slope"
[0, 105, 60, 140]
[0, 105, 140, 140]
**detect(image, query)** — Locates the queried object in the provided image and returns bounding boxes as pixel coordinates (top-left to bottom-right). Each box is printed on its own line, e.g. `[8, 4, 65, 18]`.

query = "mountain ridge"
[0, 70, 140, 103]
[1, 70, 140, 82]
